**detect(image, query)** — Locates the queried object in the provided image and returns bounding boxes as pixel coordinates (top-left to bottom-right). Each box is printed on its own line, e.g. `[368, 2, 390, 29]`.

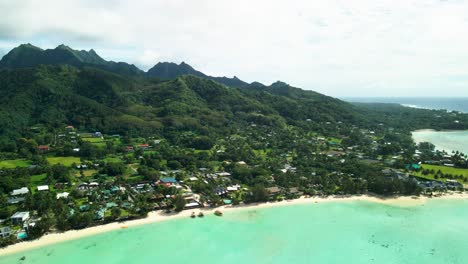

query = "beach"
[1, 192, 467, 256]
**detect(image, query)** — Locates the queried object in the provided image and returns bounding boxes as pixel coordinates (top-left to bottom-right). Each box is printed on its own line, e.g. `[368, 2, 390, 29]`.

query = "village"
[0, 123, 467, 246]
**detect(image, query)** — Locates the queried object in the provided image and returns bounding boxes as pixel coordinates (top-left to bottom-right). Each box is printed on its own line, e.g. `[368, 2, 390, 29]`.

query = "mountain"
[0, 44, 466, 140]
[0, 63, 366, 139]
[147, 62, 248, 87]
[0, 44, 143, 76]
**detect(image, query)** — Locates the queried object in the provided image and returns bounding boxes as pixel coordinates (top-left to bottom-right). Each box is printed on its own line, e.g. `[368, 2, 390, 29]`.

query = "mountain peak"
[0, 44, 143, 76]
[56, 44, 72, 50]
[147, 61, 249, 87]
[17, 43, 42, 50]
[270, 81, 289, 87]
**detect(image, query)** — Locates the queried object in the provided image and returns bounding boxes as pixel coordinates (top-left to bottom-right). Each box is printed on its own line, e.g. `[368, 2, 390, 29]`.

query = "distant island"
[0, 44, 467, 250]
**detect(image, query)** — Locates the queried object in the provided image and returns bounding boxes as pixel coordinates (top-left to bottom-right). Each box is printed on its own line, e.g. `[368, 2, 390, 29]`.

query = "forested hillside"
[0, 44, 467, 144]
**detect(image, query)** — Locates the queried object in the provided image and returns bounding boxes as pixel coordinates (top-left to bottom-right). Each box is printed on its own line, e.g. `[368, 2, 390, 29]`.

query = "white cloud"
[1, 0, 468, 96]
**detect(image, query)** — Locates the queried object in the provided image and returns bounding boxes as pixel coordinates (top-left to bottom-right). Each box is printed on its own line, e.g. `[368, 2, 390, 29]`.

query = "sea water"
[412, 130, 468, 154]
[343, 97, 468, 113]
[1, 199, 468, 264]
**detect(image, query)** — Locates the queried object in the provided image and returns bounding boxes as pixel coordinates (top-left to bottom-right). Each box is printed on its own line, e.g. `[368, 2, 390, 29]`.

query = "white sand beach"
[1, 192, 467, 256]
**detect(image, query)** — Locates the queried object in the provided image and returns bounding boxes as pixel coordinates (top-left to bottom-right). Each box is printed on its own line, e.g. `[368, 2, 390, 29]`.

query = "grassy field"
[82, 137, 106, 147]
[0, 159, 31, 169]
[82, 169, 98, 177]
[419, 164, 468, 177]
[82, 137, 102, 143]
[103, 156, 122, 163]
[413, 164, 468, 184]
[47, 156, 81, 166]
[30, 173, 47, 185]
[328, 137, 342, 144]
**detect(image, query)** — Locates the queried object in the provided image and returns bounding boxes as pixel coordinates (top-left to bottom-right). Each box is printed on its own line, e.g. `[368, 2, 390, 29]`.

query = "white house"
[11, 187, 29, 196]
[37, 185, 49, 191]
[0, 226, 12, 238]
[11, 211, 30, 225]
[56, 192, 70, 199]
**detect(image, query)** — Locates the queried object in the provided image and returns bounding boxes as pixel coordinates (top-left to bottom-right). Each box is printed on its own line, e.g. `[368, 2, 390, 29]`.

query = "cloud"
[1, 0, 468, 96]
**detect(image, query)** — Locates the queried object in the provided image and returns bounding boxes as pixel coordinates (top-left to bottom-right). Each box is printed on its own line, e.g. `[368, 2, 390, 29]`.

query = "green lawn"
[47, 156, 81, 166]
[82, 137, 106, 147]
[30, 173, 47, 185]
[328, 137, 342, 144]
[104, 156, 122, 163]
[0, 159, 31, 169]
[413, 164, 468, 184]
[419, 164, 468, 177]
[82, 137, 103, 143]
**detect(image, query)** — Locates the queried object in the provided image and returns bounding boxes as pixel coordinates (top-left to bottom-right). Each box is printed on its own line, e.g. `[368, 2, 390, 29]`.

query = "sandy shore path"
[1, 192, 467, 256]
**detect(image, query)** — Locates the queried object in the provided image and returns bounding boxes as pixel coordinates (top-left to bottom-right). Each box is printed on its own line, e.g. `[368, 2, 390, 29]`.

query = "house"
[56, 192, 70, 199]
[11, 212, 30, 225]
[0, 226, 12, 238]
[7, 197, 25, 204]
[11, 187, 29, 196]
[54, 182, 68, 190]
[406, 163, 421, 170]
[213, 187, 228, 196]
[227, 184, 241, 192]
[93, 132, 103, 138]
[288, 187, 303, 197]
[125, 146, 134, 152]
[38, 145, 50, 151]
[37, 185, 49, 192]
[216, 172, 231, 177]
[326, 151, 345, 157]
[65, 125, 74, 130]
[446, 179, 463, 189]
[266, 186, 282, 197]
[76, 164, 88, 169]
[185, 201, 201, 209]
[139, 144, 149, 150]
[78, 183, 89, 191]
[159, 177, 177, 185]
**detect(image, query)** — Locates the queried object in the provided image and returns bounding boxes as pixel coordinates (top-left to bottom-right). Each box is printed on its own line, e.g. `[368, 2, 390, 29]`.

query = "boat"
[214, 210, 223, 216]
[198, 212, 204, 217]
[190, 212, 196, 218]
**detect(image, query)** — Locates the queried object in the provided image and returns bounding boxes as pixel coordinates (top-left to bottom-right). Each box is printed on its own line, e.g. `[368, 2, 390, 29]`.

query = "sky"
[1, 0, 468, 97]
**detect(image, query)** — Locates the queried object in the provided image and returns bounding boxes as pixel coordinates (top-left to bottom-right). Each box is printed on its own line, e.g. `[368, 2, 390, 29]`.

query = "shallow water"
[412, 130, 468, 154]
[1, 199, 468, 264]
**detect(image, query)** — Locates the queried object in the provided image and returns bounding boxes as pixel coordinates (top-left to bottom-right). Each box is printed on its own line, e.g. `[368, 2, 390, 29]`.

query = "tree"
[50, 164, 71, 183]
[111, 207, 122, 220]
[173, 194, 186, 212]
[249, 185, 268, 202]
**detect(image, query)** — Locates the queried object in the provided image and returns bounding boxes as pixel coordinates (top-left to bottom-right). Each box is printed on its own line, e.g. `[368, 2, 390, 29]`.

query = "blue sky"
[1, 0, 468, 97]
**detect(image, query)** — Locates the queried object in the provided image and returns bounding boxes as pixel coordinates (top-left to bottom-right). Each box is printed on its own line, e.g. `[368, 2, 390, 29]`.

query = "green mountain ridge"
[0, 44, 142, 76]
[0, 44, 467, 142]
[147, 61, 249, 87]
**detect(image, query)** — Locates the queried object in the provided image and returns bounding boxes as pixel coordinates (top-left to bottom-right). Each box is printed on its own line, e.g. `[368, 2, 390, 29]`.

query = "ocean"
[342, 97, 468, 113]
[1, 199, 468, 264]
[413, 130, 468, 154]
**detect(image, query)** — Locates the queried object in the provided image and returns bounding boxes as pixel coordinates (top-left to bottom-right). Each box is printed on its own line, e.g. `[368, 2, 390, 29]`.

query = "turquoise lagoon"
[412, 130, 468, 154]
[1, 199, 468, 264]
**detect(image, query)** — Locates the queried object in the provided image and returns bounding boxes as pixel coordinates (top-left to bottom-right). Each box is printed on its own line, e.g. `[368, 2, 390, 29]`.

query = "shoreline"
[1, 192, 467, 256]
